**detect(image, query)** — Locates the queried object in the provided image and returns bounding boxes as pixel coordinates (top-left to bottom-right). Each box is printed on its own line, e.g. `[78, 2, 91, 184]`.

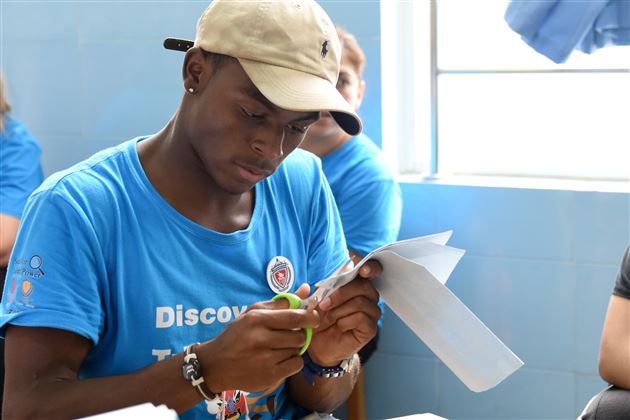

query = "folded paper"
[314, 231, 523, 392]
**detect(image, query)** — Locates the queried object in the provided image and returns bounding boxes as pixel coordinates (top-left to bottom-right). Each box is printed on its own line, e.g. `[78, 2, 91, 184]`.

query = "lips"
[235, 162, 273, 184]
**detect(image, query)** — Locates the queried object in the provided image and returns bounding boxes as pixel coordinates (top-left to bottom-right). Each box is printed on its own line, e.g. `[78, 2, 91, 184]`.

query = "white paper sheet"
[78, 403, 178, 419]
[312, 231, 523, 392]
[312, 231, 457, 302]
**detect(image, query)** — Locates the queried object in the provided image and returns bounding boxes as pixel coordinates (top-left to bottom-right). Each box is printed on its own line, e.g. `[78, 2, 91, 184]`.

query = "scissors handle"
[272, 292, 312, 355]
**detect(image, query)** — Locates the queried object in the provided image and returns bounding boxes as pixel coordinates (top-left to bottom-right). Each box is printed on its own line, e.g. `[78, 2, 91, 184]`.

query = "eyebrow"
[241, 86, 320, 123]
[290, 112, 321, 124]
[241, 86, 275, 111]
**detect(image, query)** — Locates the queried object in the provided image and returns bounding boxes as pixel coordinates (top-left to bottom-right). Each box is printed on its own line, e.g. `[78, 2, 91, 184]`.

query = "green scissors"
[271, 292, 312, 355]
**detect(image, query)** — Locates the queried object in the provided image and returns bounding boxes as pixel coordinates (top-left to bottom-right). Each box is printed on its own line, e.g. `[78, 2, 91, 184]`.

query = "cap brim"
[238, 58, 362, 136]
[163, 38, 194, 52]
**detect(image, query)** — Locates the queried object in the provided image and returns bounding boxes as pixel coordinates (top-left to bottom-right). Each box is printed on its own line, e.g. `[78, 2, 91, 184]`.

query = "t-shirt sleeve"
[0, 125, 44, 219]
[306, 167, 349, 287]
[613, 246, 630, 299]
[0, 188, 106, 344]
[339, 179, 403, 257]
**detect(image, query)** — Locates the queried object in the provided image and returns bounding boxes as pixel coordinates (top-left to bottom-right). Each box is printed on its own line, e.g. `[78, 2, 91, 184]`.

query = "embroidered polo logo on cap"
[321, 40, 329, 59]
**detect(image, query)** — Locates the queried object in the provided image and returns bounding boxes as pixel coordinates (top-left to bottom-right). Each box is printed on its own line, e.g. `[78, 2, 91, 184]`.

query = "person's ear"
[182, 47, 211, 94]
[355, 79, 366, 111]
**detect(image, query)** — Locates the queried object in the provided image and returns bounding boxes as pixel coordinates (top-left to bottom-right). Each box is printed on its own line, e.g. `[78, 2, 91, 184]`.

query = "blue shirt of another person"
[320, 133, 402, 257]
[0, 117, 43, 219]
[0, 138, 348, 419]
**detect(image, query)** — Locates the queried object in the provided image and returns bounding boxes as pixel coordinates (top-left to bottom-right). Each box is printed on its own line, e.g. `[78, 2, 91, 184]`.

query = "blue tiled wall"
[2, 1, 205, 175]
[365, 184, 629, 419]
[3, 1, 629, 419]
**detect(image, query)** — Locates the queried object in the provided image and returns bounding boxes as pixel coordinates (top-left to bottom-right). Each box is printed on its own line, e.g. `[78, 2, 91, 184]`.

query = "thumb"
[294, 283, 311, 300]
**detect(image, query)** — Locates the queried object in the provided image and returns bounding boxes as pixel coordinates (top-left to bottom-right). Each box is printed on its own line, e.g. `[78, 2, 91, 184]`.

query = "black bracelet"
[182, 343, 222, 403]
[301, 351, 354, 385]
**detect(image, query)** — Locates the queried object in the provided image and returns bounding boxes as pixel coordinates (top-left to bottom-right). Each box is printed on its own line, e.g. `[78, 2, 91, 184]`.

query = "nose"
[251, 127, 285, 160]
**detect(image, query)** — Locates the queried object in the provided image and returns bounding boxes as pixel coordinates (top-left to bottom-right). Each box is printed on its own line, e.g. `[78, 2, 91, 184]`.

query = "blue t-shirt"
[0, 117, 43, 219]
[0, 138, 348, 419]
[321, 133, 402, 257]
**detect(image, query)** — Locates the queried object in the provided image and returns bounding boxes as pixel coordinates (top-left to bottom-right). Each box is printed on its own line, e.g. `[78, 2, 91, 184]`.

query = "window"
[381, 0, 630, 184]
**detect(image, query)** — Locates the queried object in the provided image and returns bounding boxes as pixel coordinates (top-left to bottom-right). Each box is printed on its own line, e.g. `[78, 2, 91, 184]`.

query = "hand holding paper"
[308, 260, 383, 367]
[312, 231, 523, 392]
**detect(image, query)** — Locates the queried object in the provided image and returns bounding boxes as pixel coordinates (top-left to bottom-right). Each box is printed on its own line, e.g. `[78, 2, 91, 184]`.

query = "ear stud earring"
[187, 87, 194, 93]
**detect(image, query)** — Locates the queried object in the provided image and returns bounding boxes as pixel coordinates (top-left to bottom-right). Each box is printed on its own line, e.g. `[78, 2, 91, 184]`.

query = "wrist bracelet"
[302, 351, 354, 385]
[182, 343, 222, 404]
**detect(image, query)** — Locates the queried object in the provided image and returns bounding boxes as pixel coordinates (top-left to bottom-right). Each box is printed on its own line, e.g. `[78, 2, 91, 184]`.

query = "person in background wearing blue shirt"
[0, 75, 44, 268]
[0, 74, 44, 411]
[0, 1, 383, 419]
[579, 247, 630, 419]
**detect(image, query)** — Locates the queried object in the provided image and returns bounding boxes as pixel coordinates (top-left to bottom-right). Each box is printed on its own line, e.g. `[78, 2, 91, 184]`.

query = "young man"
[0, 1, 382, 419]
[300, 27, 402, 362]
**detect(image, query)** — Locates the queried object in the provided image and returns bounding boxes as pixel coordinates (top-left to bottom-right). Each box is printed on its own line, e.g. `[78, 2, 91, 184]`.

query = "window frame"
[380, 0, 630, 191]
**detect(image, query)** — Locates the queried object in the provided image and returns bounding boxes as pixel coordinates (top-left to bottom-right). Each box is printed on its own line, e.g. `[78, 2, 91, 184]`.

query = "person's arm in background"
[598, 247, 630, 389]
[599, 297, 630, 388]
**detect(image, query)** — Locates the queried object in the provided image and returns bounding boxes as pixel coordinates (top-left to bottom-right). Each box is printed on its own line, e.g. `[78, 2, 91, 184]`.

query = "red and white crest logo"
[274, 267, 288, 288]
[266, 256, 294, 294]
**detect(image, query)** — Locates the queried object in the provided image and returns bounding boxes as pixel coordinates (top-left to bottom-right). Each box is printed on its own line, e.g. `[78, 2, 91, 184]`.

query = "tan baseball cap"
[164, 0, 362, 136]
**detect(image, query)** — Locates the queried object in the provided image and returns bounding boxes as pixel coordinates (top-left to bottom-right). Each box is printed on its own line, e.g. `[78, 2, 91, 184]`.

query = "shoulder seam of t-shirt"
[35, 188, 102, 246]
[31, 143, 128, 199]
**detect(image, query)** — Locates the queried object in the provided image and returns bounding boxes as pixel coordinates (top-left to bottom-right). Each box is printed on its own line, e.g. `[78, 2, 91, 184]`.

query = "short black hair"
[201, 50, 237, 77]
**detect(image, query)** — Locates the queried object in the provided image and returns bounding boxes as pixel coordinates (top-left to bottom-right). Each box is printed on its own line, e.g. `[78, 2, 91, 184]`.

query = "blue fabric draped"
[505, 0, 630, 63]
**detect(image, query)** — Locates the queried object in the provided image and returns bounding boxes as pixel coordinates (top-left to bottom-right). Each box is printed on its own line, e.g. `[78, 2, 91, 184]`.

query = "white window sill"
[397, 174, 630, 194]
